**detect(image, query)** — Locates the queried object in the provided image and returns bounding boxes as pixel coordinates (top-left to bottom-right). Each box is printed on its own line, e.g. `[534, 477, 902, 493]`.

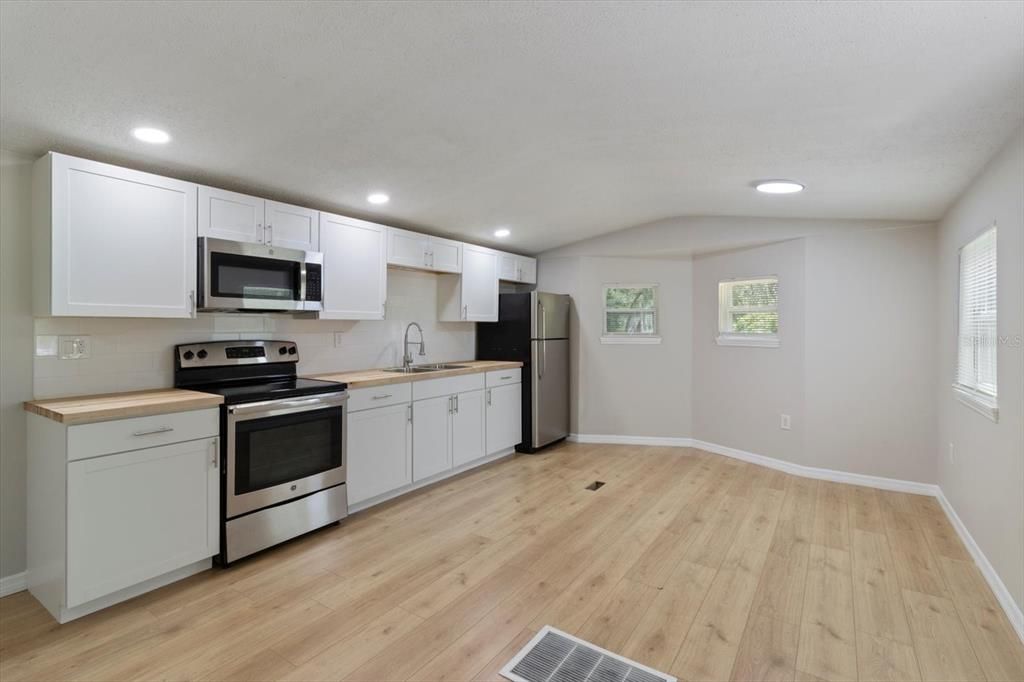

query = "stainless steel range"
[173, 340, 348, 565]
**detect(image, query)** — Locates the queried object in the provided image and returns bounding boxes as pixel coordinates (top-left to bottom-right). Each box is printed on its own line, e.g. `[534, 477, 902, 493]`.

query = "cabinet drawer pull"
[132, 426, 174, 437]
[499, 375, 512, 380]
[372, 393, 393, 400]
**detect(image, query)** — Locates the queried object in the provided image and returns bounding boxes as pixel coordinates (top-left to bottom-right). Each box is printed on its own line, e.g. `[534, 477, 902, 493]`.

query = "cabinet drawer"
[486, 368, 521, 387]
[412, 373, 485, 401]
[348, 382, 412, 412]
[67, 409, 219, 461]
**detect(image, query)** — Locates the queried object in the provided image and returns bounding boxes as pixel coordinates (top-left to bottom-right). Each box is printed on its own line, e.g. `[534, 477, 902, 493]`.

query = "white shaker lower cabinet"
[33, 152, 199, 318]
[486, 383, 523, 453]
[66, 438, 219, 609]
[412, 395, 452, 481]
[347, 402, 412, 506]
[27, 408, 220, 623]
[451, 389, 486, 468]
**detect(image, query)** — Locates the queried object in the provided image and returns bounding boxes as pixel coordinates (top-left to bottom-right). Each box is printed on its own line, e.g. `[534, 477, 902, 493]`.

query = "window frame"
[953, 225, 998, 422]
[716, 275, 780, 348]
[601, 283, 661, 344]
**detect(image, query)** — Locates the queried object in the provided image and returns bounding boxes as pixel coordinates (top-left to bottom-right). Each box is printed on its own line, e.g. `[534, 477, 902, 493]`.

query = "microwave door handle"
[299, 262, 307, 304]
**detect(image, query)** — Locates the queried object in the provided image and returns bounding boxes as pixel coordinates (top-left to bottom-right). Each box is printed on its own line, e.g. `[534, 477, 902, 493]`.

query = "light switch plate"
[780, 414, 791, 430]
[35, 335, 59, 357]
[59, 335, 91, 360]
[334, 332, 344, 348]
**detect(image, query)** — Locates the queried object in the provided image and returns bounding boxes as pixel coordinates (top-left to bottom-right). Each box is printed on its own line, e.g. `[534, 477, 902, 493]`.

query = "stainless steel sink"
[380, 363, 469, 374]
[381, 366, 440, 374]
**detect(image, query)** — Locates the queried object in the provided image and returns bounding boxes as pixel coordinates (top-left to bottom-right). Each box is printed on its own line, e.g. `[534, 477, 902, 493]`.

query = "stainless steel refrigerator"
[476, 292, 570, 452]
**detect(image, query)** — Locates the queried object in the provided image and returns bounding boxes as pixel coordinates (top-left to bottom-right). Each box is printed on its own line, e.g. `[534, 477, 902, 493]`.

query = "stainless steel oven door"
[199, 237, 323, 312]
[225, 391, 347, 518]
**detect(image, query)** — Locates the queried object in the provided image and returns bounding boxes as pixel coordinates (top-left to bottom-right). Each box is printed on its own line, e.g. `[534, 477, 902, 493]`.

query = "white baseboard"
[568, 433, 691, 447]
[569, 432, 1022, 644]
[935, 489, 1024, 643]
[0, 571, 27, 598]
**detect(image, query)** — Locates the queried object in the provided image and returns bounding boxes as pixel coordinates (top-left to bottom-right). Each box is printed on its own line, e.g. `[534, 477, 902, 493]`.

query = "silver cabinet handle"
[462, 304, 468, 320]
[189, 290, 196, 318]
[257, 223, 264, 244]
[372, 393, 393, 400]
[266, 223, 273, 245]
[133, 425, 173, 437]
[448, 396, 453, 414]
[454, 394, 459, 414]
[500, 375, 512, 380]
[407, 404, 413, 423]
[486, 389, 492, 406]
[210, 438, 218, 469]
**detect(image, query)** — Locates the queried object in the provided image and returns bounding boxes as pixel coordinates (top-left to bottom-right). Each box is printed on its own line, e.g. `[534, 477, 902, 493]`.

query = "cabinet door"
[198, 186, 265, 244]
[320, 213, 387, 320]
[462, 244, 500, 321]
[487, 383, 522, 454]
[66, 437, 218, 608]
[387, 228, 428, 268]
[499, 253, 520, 281]
[265, 200, 319, 251]
[428, 237, 463, 273]
[518, 257, 537, 284]
[451, 390, 485, 468]
[412, 395, 451, 482]
[49, 154, 198, 318]
[347, 403, 412, 506]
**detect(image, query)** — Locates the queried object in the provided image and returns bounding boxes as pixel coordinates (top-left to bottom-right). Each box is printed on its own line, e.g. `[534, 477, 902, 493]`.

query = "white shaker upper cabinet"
[33, 152, 198, 318]
[438, 243, 499, 322]
[265, 200, 319, 251]
[319, 213, 387, 320]
[198, 186, 266, 244]
[498, 252, 537, 284]
[387, 227, 463, 273]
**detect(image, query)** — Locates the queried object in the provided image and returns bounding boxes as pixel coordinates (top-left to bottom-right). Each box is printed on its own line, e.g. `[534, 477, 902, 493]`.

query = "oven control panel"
[176, 340, 298, 368]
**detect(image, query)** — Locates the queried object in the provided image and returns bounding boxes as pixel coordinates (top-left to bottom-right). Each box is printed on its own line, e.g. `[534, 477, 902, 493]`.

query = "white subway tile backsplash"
[31, 270, 476, 398]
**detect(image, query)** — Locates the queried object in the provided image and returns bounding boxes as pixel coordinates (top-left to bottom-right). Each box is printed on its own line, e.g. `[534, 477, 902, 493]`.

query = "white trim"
[952, 384, 999, 422]
[715, 333, 779, 348]
[568, 434, 692, 447]
[935, 489, 1024, 643]
[0, 571, 27, 598]
[600, 335, 662, 345]
[569, 432, 1023, 644]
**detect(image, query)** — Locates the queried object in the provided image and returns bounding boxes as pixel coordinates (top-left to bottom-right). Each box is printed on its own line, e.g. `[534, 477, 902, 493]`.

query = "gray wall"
[538, 255, 693, 439]
[936, 127, 1024, 612]
[1, 151, 33, 580]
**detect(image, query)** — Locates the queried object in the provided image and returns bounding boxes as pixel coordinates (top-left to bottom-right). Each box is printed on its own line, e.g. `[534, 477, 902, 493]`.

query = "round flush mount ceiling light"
[494, 228, 511, 238]
[755, 180, 804, 194]
[367, 193, 390, 205]
[131, 127, 171, 144]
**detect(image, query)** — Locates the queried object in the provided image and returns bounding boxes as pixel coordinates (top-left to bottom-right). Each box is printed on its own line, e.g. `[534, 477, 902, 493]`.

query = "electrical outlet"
[334, 332, 344, 348]
[780, 414, 791, 430]
[35, 335, 59, 357]
[948, 442, 955, 464]
[58, 335, 91, 360]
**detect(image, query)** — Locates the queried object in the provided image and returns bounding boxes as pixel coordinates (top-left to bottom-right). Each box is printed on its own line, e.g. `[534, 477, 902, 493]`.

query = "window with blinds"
[955, 226, 998, 419]
[717, 277, 779, 347]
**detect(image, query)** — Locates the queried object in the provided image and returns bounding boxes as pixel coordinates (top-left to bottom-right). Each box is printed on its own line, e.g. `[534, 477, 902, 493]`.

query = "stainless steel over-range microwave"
[197, 237, 323, 312]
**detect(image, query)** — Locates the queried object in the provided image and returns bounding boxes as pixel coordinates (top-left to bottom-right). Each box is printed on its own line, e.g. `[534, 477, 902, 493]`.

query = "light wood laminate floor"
[1, 443, 1021, 681]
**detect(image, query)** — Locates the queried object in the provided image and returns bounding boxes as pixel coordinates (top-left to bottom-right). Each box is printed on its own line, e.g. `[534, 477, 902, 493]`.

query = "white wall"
[0, 151, 34, 580]
[804, 224, 938, 482]
[538, 255, 693, 439]
[32, 268, 475, 398]
[692, 239, 808, 463]
[936, 127, 1024, 613]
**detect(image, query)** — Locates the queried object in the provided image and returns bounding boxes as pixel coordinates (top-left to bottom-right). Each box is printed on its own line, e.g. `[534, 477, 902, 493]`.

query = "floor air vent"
[585, 481, 606, 491]
[500, 626, 676, 682]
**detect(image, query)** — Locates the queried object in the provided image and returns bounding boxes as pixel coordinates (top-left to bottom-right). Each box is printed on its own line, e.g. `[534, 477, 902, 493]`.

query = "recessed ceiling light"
[494, 228, 511, 238]
[755, 180, 804, 194]
[131, 127, 171, 144]
[367, 193, 389, 205]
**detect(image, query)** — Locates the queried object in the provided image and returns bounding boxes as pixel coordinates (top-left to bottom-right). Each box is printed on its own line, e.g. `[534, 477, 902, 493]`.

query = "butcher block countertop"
[309, 360, 523, 389]
[24, 389, 224, 425]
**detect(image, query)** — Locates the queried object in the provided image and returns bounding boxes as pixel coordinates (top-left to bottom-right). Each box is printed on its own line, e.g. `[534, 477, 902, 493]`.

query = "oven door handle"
[227, 391, 348, 419]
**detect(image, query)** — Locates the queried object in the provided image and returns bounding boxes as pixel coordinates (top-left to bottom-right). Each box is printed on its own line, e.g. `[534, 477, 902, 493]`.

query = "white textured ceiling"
[2, 1, 1022, 254]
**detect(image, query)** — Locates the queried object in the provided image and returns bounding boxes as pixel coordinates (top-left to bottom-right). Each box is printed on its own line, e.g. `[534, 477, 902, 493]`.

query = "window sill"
[716, 334, 779, 348]
[953, 384, 999, 422]
[600, 335, 662, 345]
